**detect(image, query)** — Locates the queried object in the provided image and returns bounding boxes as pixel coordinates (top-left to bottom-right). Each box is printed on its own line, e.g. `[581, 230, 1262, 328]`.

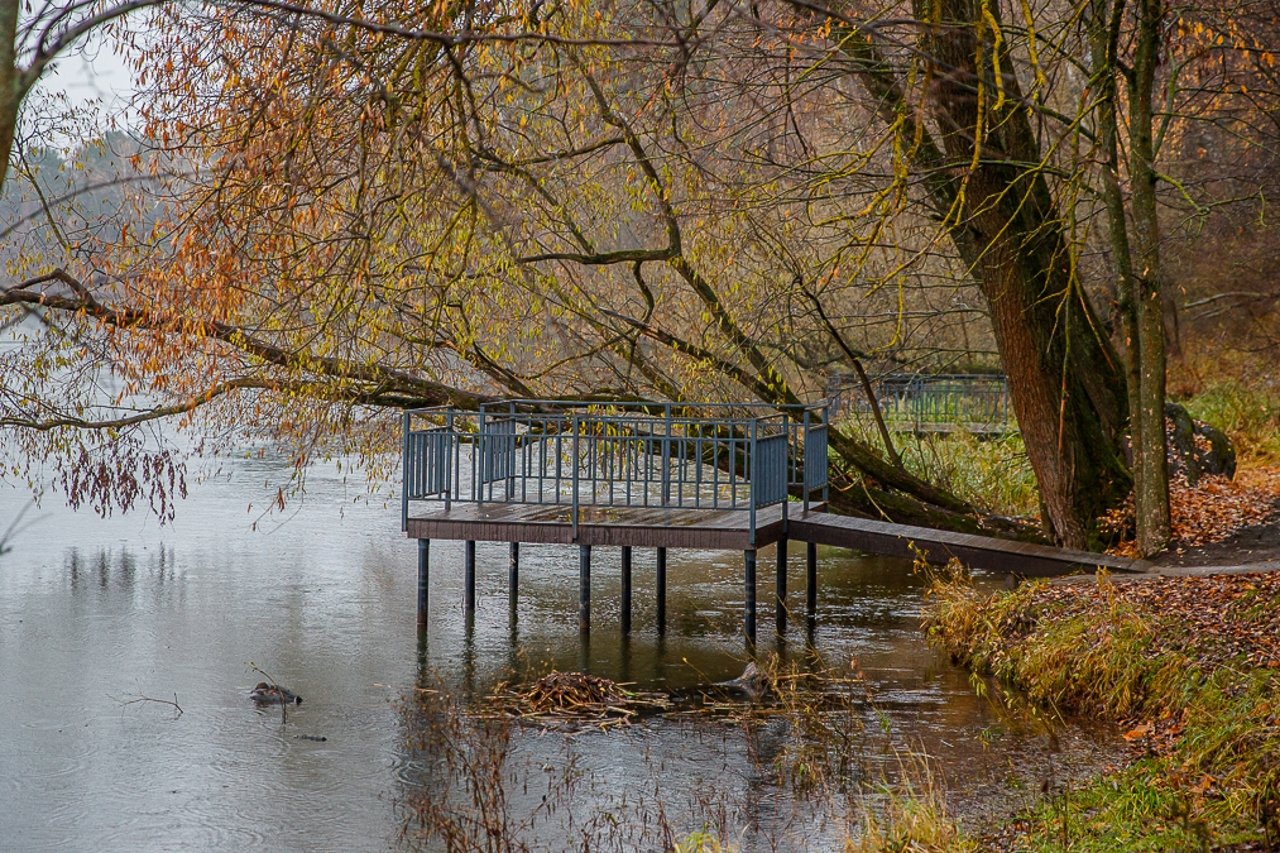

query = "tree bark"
[1128, 0, 1172, 553]
[1, 0, 19, 191]
[908, 0, 1132, 546]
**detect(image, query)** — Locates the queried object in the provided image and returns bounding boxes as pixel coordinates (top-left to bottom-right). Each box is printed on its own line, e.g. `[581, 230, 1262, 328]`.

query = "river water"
[0, 449, 1113, 851]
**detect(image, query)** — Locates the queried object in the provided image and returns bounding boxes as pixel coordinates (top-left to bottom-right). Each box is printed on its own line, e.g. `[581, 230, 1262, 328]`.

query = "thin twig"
[113, 692, 184, 717]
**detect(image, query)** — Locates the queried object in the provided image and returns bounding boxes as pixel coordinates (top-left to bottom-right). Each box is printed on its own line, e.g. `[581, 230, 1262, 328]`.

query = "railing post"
[822, 402, 830, 503]
[507, 401, 517, 496]
[571, 413, 580, 541]
[445, 412, 454, 511]
[782, 413, 790, 527]
[661, 403, 672, 506]
[401, 410, 411, 532]
[748, 418, 758, 546]
[802, 408, 810, 513]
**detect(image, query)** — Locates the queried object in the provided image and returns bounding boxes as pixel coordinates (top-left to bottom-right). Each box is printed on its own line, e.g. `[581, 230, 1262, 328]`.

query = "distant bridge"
[828, 372, 1014, 435]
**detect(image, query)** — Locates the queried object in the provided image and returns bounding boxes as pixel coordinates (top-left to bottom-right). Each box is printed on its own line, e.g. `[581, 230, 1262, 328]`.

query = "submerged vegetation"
[397, 655, 992, 852]
[925, 564, 1280, 851]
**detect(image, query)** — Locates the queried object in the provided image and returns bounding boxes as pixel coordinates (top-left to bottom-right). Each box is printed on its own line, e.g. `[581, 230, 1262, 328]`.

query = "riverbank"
[924, 562, 1280, 851]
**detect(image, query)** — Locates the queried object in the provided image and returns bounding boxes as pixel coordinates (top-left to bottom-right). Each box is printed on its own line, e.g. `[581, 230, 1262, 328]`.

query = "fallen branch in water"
[112, 692, 183, 718]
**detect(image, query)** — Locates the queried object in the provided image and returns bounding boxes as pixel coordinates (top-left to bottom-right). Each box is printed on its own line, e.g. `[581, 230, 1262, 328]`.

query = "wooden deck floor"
[406, 502, 793, 550]
[406, 502, 1139, 576]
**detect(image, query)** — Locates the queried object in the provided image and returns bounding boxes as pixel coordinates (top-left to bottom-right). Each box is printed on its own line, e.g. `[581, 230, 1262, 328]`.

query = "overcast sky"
[28, 29, 139, 142]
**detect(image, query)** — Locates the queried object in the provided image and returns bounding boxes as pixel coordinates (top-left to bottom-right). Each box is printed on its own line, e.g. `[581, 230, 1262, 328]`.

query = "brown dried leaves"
[1101, 468, 1280, 558]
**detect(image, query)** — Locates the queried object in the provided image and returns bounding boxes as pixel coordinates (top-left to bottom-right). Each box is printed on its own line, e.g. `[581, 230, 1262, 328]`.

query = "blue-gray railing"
[401, 400, 830, 545]
[828, 373, 1012, 432]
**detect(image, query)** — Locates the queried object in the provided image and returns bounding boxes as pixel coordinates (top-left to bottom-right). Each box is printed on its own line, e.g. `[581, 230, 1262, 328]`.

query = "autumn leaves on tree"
[2, 0, 1278, 552]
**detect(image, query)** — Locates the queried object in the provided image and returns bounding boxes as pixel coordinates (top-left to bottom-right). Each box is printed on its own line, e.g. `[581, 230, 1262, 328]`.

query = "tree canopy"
[3, 0, 1278, 550]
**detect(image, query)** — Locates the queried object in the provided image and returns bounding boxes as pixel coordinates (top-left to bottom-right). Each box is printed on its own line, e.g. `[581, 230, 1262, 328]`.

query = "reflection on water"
[0, 457, 1114, 851]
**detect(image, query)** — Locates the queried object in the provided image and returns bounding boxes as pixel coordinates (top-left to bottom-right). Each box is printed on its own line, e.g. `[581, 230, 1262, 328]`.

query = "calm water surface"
[0, 451, 1112, 851]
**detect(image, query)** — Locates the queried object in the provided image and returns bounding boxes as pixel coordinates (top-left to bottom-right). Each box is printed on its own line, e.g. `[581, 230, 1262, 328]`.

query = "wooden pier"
[402, 399, 1136, 644]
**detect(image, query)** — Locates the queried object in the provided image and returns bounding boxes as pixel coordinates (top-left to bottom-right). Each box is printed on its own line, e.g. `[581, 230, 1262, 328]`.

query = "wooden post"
[579, 544, 592, 633]
[508, 542, 520, 611]
[744, 549, 757, 645]
[775, 538, 788, 634]
[416, 539, 430, 628]
[620, 545, 633, 634]
[656, 547, 667, 633]
[464, 540, 477, 615]
[806, 541, 818, 623]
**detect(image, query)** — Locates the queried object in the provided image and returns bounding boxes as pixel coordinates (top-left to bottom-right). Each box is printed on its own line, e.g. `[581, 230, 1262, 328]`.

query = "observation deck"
[400, 398, 1135, 643]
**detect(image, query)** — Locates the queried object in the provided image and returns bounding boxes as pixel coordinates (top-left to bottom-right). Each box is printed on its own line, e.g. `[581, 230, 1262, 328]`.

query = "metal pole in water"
[656, 547, 667, 633]
[775, 538, 788, 634]
[806, 541, 818, 624]
[579, 544, 592, 634]
[620, 545, 633, 634]
[744, 549, 757, 645]
[417, 539, 430, 628]
[464, 540, 477, 615]
[509, 542, 520, 612]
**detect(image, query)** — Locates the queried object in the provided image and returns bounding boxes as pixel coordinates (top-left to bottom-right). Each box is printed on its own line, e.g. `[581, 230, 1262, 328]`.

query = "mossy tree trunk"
[837, 0, 1133, 547]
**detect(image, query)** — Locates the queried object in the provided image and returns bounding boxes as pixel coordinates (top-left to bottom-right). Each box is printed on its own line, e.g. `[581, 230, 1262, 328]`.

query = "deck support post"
[508, 542, 520, 611]
[744, 549, 757, 645]
[775, 538, 788, 634]
[579, 544, 592, 633]
[416, 539, 430, 628]
[656, 547, 667, 632]
[620, 546, 633, 634]
[806, 541, 817, 624]
[464, 540, 477, 615]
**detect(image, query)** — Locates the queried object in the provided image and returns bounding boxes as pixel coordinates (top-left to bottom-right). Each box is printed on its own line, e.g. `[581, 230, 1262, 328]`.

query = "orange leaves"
[1103, 468, 1280, 558]
[1122, 722, 1152, 741]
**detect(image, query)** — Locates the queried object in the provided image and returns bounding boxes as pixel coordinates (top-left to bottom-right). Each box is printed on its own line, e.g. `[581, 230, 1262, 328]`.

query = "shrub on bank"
[924, 565, 1280, 851]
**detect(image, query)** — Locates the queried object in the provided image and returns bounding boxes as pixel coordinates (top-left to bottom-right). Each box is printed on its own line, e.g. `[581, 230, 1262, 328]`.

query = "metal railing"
[828, 373, 1012, 433]
[401, 400, 829, 544]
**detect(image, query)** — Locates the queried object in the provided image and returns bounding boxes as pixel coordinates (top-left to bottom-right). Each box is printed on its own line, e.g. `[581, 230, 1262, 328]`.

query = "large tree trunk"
[913, 0, 1132, 546]
[1128, 0, 1172, 554]
[1, 0, 20, 192]
[832, 3, 1131, 547]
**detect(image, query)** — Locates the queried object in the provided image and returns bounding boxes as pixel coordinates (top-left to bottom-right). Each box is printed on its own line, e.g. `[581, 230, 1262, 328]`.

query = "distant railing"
[828, 373, 1012, 433]
[401, 400, 830, 544]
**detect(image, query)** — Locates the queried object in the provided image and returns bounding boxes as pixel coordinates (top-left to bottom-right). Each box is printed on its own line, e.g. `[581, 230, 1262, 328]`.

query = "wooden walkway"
[788, 511, 1139, 576]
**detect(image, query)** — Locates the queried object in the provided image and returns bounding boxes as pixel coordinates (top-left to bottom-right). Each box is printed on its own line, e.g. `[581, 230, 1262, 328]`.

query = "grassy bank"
[925, 565, 1280, 851]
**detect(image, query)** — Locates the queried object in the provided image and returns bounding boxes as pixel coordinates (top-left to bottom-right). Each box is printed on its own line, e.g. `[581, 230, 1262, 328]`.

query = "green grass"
[838, 421, 1040, 518]
[924, 567, 1280, 851]
[1180, 380, 1280, 464]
